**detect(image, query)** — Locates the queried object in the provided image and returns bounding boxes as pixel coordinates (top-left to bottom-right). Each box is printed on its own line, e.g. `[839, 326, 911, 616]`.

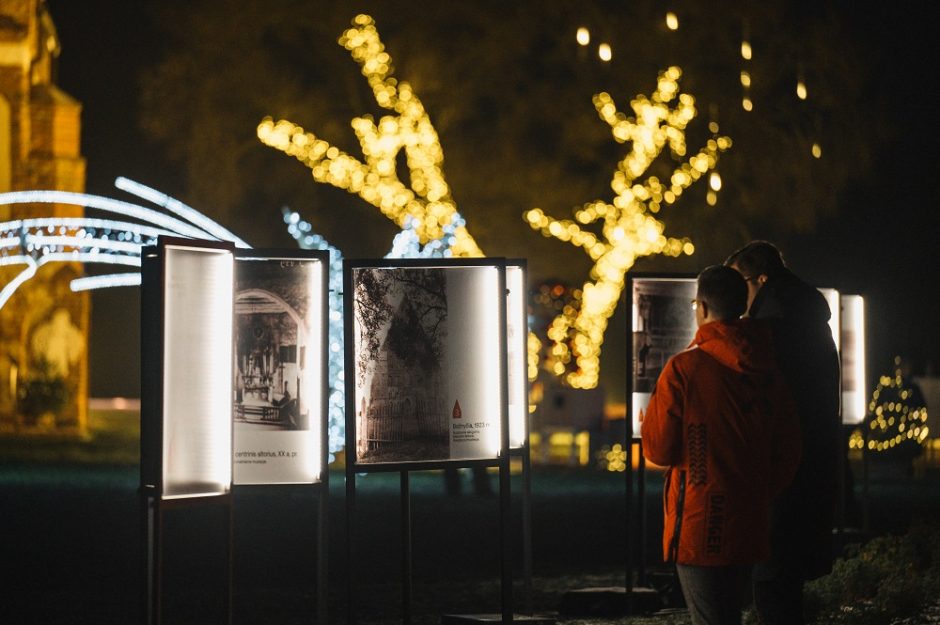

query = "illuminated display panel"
[819, 288, 842, 352]
[506, 262, 528, 449]
[630, 276, 697, 438]
[233, 252, 327, 485]
[349, 262, 505, 466]
[162, 243, 234, 499]
[840, 295, 867, 425]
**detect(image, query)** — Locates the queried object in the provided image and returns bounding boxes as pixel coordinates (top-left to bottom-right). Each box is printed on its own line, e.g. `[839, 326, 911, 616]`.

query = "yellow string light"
[796, 79, 808, 100]
[576, 27, 590, 46]
[257, 14, 482, 257]
[525, 66, 731, 388]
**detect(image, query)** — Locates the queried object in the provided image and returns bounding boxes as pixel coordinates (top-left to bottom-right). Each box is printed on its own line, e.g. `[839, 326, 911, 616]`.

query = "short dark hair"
[697, 265, 747, 320]
[723, 240, 786, 278]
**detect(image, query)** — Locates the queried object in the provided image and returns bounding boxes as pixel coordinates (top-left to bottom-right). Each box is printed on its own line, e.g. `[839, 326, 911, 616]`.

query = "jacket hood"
[693, 318, 776, 374]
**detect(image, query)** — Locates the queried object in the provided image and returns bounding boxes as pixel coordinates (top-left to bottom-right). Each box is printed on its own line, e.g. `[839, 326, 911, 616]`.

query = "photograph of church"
[353, 267, 449, 464]
[233, 259, 314, 432]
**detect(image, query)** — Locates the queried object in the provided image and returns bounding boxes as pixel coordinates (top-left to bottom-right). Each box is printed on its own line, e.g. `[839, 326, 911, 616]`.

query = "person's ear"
[756, 274, 768, 287]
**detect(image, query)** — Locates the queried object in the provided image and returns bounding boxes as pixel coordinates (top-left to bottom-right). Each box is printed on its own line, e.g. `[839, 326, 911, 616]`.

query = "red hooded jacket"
[641, 319, 800, 566]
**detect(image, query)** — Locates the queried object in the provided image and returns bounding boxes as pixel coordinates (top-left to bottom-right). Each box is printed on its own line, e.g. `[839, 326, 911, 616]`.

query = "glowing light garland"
[525, 66, 731, 388]
[114, 176, 251, 248]
[0, 179, 248, 308]
[1, 187, 351, 456]
[0, 190, 215, 241]
[281, 208, 347, 454]
[257, 14, 482, 258]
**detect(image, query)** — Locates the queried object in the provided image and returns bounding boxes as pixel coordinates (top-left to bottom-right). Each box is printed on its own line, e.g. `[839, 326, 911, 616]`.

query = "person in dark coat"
[725, 241, 841, 625]
[643, 265, 801, 625]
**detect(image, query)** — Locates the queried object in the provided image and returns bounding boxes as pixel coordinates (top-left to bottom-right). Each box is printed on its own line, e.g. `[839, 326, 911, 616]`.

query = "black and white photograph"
[353, 267, 450, 464]
[351, 263, 504, 465]
[631, 277, 697, 435]
[233, 255, 324, 484]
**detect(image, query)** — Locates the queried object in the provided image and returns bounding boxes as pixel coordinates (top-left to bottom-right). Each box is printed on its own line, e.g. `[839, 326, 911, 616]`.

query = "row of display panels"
[140, 239, 528, 500]
[629, 275, 867, 438]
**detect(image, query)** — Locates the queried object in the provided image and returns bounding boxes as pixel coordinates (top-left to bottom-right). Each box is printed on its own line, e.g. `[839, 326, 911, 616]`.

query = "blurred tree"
[139, 0, 876, 278]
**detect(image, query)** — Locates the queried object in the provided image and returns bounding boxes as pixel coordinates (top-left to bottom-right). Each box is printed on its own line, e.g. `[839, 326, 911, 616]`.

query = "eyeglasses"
[690, 298, 699, 311]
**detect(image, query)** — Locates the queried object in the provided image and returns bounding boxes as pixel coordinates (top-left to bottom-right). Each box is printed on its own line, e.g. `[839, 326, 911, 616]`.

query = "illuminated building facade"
[0, 0, 87, 432]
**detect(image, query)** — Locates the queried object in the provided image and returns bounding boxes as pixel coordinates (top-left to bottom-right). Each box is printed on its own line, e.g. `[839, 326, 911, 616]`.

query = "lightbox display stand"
[343, 259, 550, 625]
[836, 294, 869, 538]
[561, 274, 696, 616]
[505, 259, 536, 617]
[230, 249, 332, 625]
[140, 237, 237, 625]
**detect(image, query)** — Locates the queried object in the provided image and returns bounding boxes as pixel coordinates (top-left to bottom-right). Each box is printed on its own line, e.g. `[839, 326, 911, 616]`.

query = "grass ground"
[0, 408, 139, 465]
[4, 410, 940, 624]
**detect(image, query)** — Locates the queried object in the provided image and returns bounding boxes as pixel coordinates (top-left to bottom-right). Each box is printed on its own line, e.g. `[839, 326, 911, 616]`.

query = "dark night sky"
[42, 1, 939, 398]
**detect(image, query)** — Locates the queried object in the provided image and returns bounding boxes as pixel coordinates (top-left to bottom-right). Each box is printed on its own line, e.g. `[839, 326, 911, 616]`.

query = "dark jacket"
[642, 319, 801, 566]
[748, 268, 842, 580]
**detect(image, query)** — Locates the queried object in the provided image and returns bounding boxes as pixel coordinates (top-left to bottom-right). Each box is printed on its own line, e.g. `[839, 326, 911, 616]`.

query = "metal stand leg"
[142, 491, 161, 625]
[521, 452, 534, 615]
[637, 442, 647, 588]
[318, 484, 329, 625]
[625, 439, 634, 592]
[499, 460, 513, 625]
[346, 471, 357, 625]
[401, 471, 412, 625]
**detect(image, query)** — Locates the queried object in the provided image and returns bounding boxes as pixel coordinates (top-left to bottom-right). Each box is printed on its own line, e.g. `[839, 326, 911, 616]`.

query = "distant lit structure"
[524, 66, 731, 388]
[0, 2, 88, 432]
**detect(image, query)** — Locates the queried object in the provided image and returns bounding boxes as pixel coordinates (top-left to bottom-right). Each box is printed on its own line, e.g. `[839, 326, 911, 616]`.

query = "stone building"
[0, 0, 88, 432]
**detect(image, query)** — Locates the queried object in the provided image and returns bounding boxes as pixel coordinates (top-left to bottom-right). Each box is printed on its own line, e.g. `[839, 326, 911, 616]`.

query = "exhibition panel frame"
[232, 248, 330, 486]
[140, 237, 237, 625]
[840, 294, 867, 426]
[232, 248, 331, 625]
[628, 273, 697, 441]
[344, 258, 511, 472]
[625, 272, 696, 593]
[343, 257, 516, 625]
[140, 240, 332, 625]
[141, 237, 236, 500]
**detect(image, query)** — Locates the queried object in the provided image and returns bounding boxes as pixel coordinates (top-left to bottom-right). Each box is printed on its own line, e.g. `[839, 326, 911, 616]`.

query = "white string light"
[115, 177, 251, 248]
[0, 190, 212, 240]
[70, 273, 143, 291]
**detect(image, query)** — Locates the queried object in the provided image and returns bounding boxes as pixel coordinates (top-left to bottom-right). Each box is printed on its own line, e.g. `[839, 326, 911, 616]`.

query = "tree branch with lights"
[524, 67, 731, 389]
[257, 14, 481, 258]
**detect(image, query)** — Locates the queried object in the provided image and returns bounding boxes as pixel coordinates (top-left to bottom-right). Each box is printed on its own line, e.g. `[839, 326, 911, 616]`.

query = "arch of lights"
[0, 180, 357, 454]
[0, 178, 248, 307]
[0, 179, 466, 455]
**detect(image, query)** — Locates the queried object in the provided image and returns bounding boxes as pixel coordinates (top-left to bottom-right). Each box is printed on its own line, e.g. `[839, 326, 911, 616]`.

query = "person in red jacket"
[641, 265, 801, 625]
